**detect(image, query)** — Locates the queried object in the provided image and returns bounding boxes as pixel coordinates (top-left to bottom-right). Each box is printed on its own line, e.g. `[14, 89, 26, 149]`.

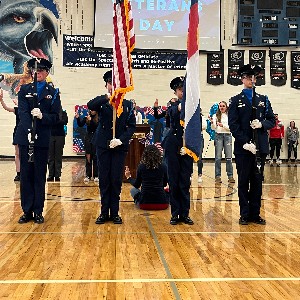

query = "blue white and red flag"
[181, 0, 201, 161]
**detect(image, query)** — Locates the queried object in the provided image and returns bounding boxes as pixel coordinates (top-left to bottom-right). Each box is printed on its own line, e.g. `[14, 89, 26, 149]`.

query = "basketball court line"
[0, 277, 299, 284]
[0, 231, 299, 235]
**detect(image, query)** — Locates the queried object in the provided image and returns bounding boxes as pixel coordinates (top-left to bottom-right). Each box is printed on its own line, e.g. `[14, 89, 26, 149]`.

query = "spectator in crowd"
[228, 64, 275, 225]
[287, 120, 299, 166]
[131, 99, 143, 124]
[75, 109, 99, 182]
[0, 88, 20, 181]
[47, 107, 68, 181]
[197, 108, 207, 183]
[125, 145, 169, 210]
[269, 113, 284, 166]
[211, 101, 235, 184]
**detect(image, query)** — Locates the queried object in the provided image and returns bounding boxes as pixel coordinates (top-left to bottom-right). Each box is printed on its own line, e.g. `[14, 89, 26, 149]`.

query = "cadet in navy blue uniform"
[14, 58, 61, 224]
[154, 77, 194, 225]
[87, 71, 136, 224]
[228, 64, 275, 225]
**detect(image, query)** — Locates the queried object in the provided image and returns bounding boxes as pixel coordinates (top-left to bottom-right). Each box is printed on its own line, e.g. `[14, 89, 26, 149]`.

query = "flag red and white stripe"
[110, 0, 135, 117]
[181, 0, 202, 161]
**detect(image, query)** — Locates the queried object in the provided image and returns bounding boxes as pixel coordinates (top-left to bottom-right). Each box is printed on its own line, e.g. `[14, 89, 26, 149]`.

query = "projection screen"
[94, 0, 221, 51]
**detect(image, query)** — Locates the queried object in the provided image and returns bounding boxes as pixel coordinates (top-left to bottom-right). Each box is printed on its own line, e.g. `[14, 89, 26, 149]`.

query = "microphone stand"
[28, 61, 38, 163]
[251, 75, 261, 174]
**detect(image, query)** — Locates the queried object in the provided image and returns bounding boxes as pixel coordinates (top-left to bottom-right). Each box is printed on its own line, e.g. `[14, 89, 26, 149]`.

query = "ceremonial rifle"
[28, 61, 38, 162]
[251, 76, 261, 173]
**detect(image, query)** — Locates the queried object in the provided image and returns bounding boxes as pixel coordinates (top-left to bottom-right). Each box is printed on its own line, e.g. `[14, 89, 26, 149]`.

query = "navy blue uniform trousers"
[96, 147, 127, 217]
[19, 145, 49, 215]
[164, 135, 193, 218]
[235, 154, 266, 218]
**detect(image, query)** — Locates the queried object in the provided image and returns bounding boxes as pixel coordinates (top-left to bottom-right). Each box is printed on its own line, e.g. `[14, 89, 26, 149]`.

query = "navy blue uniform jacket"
[14, 83, 61, 147]
[228, 91, 275, 155]
[87, 95, 136, 151]
[155, 101, 183, 149]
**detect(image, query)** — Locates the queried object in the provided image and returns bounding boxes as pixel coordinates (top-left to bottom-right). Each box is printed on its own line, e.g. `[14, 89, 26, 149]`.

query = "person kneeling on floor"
[125, 145, 169, 210]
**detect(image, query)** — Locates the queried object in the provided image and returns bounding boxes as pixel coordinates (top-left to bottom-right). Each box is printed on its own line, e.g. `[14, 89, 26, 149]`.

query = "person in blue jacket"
[87, 70, 136, 224]
[14, 58, 61, 224]
[228, 64, 275, 225]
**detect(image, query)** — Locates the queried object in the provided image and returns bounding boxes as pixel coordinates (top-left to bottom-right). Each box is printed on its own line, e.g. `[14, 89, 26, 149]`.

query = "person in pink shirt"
[268, 113, 284, 166]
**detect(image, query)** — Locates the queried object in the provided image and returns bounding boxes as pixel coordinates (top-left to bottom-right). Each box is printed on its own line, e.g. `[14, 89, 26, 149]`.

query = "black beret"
[103, 70, 112, 83]
[170, 76, 185, 91]
[238, 64, 261, 77]
[27, 58, 52, 71]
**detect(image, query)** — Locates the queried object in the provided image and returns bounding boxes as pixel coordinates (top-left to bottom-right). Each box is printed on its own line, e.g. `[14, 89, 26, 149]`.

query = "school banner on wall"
[249, 50, 266, 86]
[227, 49, 245, 86]
[291, 52, 300, 89]
[63, 35, 187, 70]
[270, 51, 287, 87]
[207, 52, 224, 85]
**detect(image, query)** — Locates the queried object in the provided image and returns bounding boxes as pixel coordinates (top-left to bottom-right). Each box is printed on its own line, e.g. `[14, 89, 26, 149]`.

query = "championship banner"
[291, 52, 300, 90]
[227, 49, 245, 86]
[270, 51, 287, 87]
[207, 52, 224, 85]
[63, 35, 187, 70]
[249, 50, 266, 86]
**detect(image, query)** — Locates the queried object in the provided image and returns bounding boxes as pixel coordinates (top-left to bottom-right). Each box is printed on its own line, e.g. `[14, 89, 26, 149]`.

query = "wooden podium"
[123, 124, 150, 181]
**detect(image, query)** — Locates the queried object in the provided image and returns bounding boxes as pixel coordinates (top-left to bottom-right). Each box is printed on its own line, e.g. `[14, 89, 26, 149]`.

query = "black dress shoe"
[55, 177, 60, 181]
[14, 175, 20, 182]
[47, 177, 54, 182]
[239, 217, 248, 225]
[249, 216, 266, 225]
[18, 213, 33, 224]
[95, 214, 109, 224]
[170, 216, 179, 225]
[34, 214, 44, 224]
[181, 216, 194, 225]
[112, 215, 123, 224]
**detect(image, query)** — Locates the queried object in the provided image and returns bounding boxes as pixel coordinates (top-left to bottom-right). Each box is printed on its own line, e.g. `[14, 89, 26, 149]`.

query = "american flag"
[73, 138, 84, 153]
[144, 106, 165, 117]
[180, 0, 201, 162]
[110, 0, 135, 117]
[139, 131, 153, 146]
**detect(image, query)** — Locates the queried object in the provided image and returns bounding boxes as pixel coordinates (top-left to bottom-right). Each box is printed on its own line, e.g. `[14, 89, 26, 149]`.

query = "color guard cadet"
[87, 70, 136, 224]
[228, 64, 275, 225]
[14, 58, 61, 224]
[154, 76, 194, 225]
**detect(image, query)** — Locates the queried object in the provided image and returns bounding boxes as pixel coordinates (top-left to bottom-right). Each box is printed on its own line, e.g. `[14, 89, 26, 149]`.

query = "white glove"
[250, 119, 262, 129]
[180, 147, 186, 156]
[109, 138, 122, 148]
[31, 108, 43, 119]
[243, 142, 256, 155]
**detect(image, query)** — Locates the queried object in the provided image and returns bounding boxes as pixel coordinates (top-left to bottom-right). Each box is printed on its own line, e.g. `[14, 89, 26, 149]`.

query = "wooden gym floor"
[0, 158, 300, 299]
